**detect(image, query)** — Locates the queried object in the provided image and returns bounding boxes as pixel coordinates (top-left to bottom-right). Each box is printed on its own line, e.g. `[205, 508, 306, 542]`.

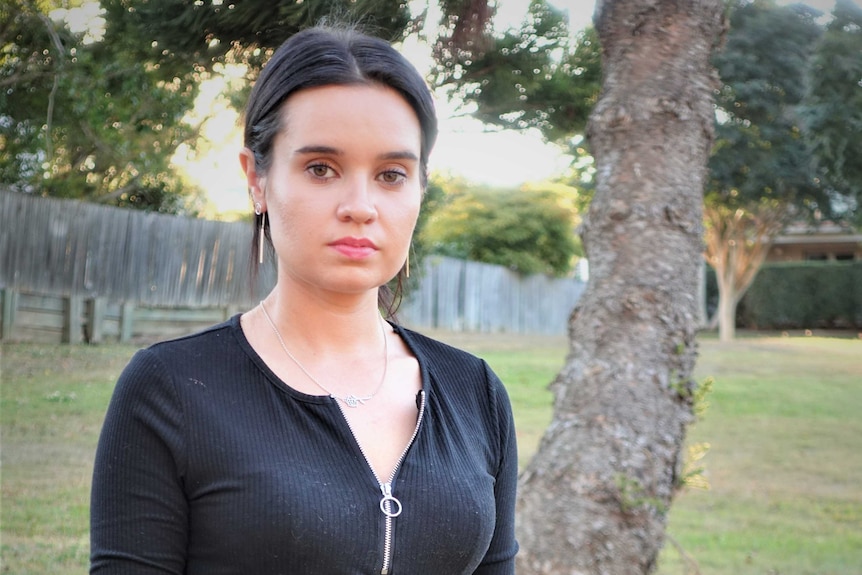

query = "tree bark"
[515, 2, 725, 574]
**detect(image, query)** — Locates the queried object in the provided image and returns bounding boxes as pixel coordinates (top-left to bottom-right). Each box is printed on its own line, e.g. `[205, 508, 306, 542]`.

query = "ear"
[239, 147, 266, 211]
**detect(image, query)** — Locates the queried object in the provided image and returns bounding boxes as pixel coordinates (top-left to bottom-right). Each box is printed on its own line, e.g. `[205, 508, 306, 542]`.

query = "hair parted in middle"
[243, 25, 438, 317]
[243, 25, 438, 185]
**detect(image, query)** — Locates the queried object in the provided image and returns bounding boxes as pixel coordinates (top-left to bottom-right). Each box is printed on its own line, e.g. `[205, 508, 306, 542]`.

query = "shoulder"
[145, 316, 239, 364]
[394, 325, 515, 467]
[393, 323, 511, 412]
[115, 316, 245, 398]
[147, 315, 239, 354]
[392, 324, 485, 368]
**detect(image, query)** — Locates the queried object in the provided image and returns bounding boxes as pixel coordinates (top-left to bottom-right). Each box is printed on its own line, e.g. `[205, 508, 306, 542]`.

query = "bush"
[737, 261, 862, 329]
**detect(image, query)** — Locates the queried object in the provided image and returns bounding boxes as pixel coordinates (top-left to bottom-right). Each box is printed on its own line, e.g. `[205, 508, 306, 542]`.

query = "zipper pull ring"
[379, 482, 402, 518]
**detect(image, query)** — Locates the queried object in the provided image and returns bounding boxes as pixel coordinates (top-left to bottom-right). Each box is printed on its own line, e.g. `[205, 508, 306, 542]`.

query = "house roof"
[772, 222, 862, 245]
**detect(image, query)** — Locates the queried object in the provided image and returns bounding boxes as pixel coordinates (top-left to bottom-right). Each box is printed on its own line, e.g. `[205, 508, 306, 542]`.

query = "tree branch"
[38, 13, 66, 164]
[665, 533, 703, 575]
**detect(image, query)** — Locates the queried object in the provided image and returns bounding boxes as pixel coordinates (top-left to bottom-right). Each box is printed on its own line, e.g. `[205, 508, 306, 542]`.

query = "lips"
[329, 237, 379, 259]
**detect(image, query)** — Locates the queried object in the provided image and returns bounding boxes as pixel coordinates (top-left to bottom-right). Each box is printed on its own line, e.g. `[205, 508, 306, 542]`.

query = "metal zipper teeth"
[335, 390, 427, 575]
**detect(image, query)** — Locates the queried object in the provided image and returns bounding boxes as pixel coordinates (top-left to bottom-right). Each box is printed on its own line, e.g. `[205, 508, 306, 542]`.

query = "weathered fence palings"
[1, 192, 587, 342]
[400, 257, 586, 335]
[0, 191, 274, 308]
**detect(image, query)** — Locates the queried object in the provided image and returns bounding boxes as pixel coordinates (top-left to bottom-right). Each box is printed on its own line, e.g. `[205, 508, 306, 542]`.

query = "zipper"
[335, 390, 427, 575]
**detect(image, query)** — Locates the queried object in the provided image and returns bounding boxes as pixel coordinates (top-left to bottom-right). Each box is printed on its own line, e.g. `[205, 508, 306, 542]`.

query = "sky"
[415, 0, 593, 190]
[190, 0, 849, 215]
[57, 0, 852, 215]
[184, 0, 597, 215]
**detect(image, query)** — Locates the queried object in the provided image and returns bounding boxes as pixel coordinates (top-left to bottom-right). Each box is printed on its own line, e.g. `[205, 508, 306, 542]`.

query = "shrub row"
[706, 261, 862, 330]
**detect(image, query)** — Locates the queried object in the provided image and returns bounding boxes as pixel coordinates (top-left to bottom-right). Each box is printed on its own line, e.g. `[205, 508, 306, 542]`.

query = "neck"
[260, 284, 387, 356]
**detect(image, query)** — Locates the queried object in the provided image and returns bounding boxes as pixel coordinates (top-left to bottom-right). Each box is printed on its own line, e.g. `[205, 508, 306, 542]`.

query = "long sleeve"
[90, 349, 188, 574]
[474, 360, 519, 575]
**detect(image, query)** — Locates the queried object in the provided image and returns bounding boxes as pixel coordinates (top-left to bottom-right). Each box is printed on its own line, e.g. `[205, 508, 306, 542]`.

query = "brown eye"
[379, 170, 407, 185]
[307, 163, 335, 178]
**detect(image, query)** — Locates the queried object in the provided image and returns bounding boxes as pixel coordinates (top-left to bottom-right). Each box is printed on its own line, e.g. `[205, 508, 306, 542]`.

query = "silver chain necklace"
[259, 300, 388, 408]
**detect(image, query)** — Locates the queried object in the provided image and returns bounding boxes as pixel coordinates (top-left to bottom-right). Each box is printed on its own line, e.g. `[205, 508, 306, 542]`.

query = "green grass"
[439, 331, 862, 575]
[656, 336, 862, 575]
[2, 333, 860, 574]
[1, 343, 136, 574]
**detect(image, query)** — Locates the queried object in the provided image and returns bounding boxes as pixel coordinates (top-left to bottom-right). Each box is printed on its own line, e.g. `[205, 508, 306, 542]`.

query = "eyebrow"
[294, 145, 419, 162]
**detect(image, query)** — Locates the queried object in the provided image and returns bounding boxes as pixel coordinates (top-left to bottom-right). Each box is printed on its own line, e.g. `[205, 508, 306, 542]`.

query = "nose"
[336, 177, 377, 223]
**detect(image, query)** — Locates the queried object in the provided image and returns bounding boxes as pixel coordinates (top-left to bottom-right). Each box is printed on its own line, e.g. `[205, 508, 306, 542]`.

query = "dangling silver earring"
[405, 246, 411, 279]
[255, 202, 265, 264]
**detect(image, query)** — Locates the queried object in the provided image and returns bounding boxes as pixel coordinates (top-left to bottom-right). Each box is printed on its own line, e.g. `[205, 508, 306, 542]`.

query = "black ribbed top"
[90, 316, 518, 574]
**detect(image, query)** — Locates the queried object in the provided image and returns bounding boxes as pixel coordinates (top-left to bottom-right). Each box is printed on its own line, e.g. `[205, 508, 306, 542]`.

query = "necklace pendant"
[258, 302, 389, 411]
[342, 394, 370, 408]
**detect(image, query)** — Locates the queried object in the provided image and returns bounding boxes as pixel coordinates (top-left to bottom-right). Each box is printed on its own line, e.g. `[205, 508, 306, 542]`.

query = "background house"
[768, 222, 862, 262]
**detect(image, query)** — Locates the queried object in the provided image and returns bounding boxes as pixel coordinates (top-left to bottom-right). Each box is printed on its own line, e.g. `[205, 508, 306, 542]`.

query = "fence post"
[120, 301, 135, 343]
[86, 297, 107, 344]
[1, 288, 18, 340]
[223, 305, 242, 321]
[63, 295, 84, 344]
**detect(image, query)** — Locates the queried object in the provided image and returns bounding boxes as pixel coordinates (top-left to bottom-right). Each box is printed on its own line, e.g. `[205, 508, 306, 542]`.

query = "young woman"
[90, 26, 518, 574]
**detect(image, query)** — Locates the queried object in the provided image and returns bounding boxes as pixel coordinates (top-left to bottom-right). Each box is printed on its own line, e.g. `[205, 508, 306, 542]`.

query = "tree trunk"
[717, 236, 739, 342]
[703, 203, 787, 343]
[515, 2, 725, 574]
[716, 268, 738, 343]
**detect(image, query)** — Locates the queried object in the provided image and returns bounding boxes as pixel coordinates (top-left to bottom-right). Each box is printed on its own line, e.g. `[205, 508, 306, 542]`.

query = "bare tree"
[515, 1, 725, 573]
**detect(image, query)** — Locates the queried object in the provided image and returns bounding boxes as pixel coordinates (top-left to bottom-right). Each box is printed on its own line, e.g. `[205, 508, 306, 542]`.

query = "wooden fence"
[1, 190, 272, 307]
[403, 256, 585, 335]
[0, 289, 242, 344]
[1, 191, 584, 342]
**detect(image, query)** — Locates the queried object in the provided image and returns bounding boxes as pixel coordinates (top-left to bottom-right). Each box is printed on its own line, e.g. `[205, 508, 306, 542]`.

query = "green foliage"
[692, 377, 714, 420]
[421, 177, 582, 276]
[708, 0, 824, 214]
[670, 375, 714, 493]
[677, 440, 711, 492]
[706, 260, 862, 329]
[395, 177, 446, 291]
[613, 473, 668, 516]
[801, 0, 862, 224]
[1, 0, 200, 211]
[99, 0, 411, 82]
[738, 260, 862, 329]
[0, 0, 413, 212]
[0, 3, 65, 190]
[432, 0, 601, 144]
[411, 176, 446, 263]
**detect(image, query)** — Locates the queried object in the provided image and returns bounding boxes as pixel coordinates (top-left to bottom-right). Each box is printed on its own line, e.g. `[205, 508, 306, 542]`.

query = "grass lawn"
[1, 343, 138, 573]
[1, 331, 860, 573]
[655, 335, 862, 575]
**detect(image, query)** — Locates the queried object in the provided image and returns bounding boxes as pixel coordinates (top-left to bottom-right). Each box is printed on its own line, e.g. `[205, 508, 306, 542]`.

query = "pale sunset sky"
[186, 0, 596, 215]
[191, 0, 847, 215]
[54, 0, 851, 215]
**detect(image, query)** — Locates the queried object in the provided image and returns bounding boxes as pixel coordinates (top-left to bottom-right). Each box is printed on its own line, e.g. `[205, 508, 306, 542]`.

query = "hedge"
[707, 261, 862, 330]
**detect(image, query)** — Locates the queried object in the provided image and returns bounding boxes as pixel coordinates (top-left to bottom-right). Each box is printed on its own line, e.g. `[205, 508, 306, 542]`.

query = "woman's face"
[244, 84, 423, 299]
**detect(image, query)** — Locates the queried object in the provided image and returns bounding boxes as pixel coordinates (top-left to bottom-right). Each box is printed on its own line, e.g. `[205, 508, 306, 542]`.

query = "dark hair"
[244, 25, 437, 317]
